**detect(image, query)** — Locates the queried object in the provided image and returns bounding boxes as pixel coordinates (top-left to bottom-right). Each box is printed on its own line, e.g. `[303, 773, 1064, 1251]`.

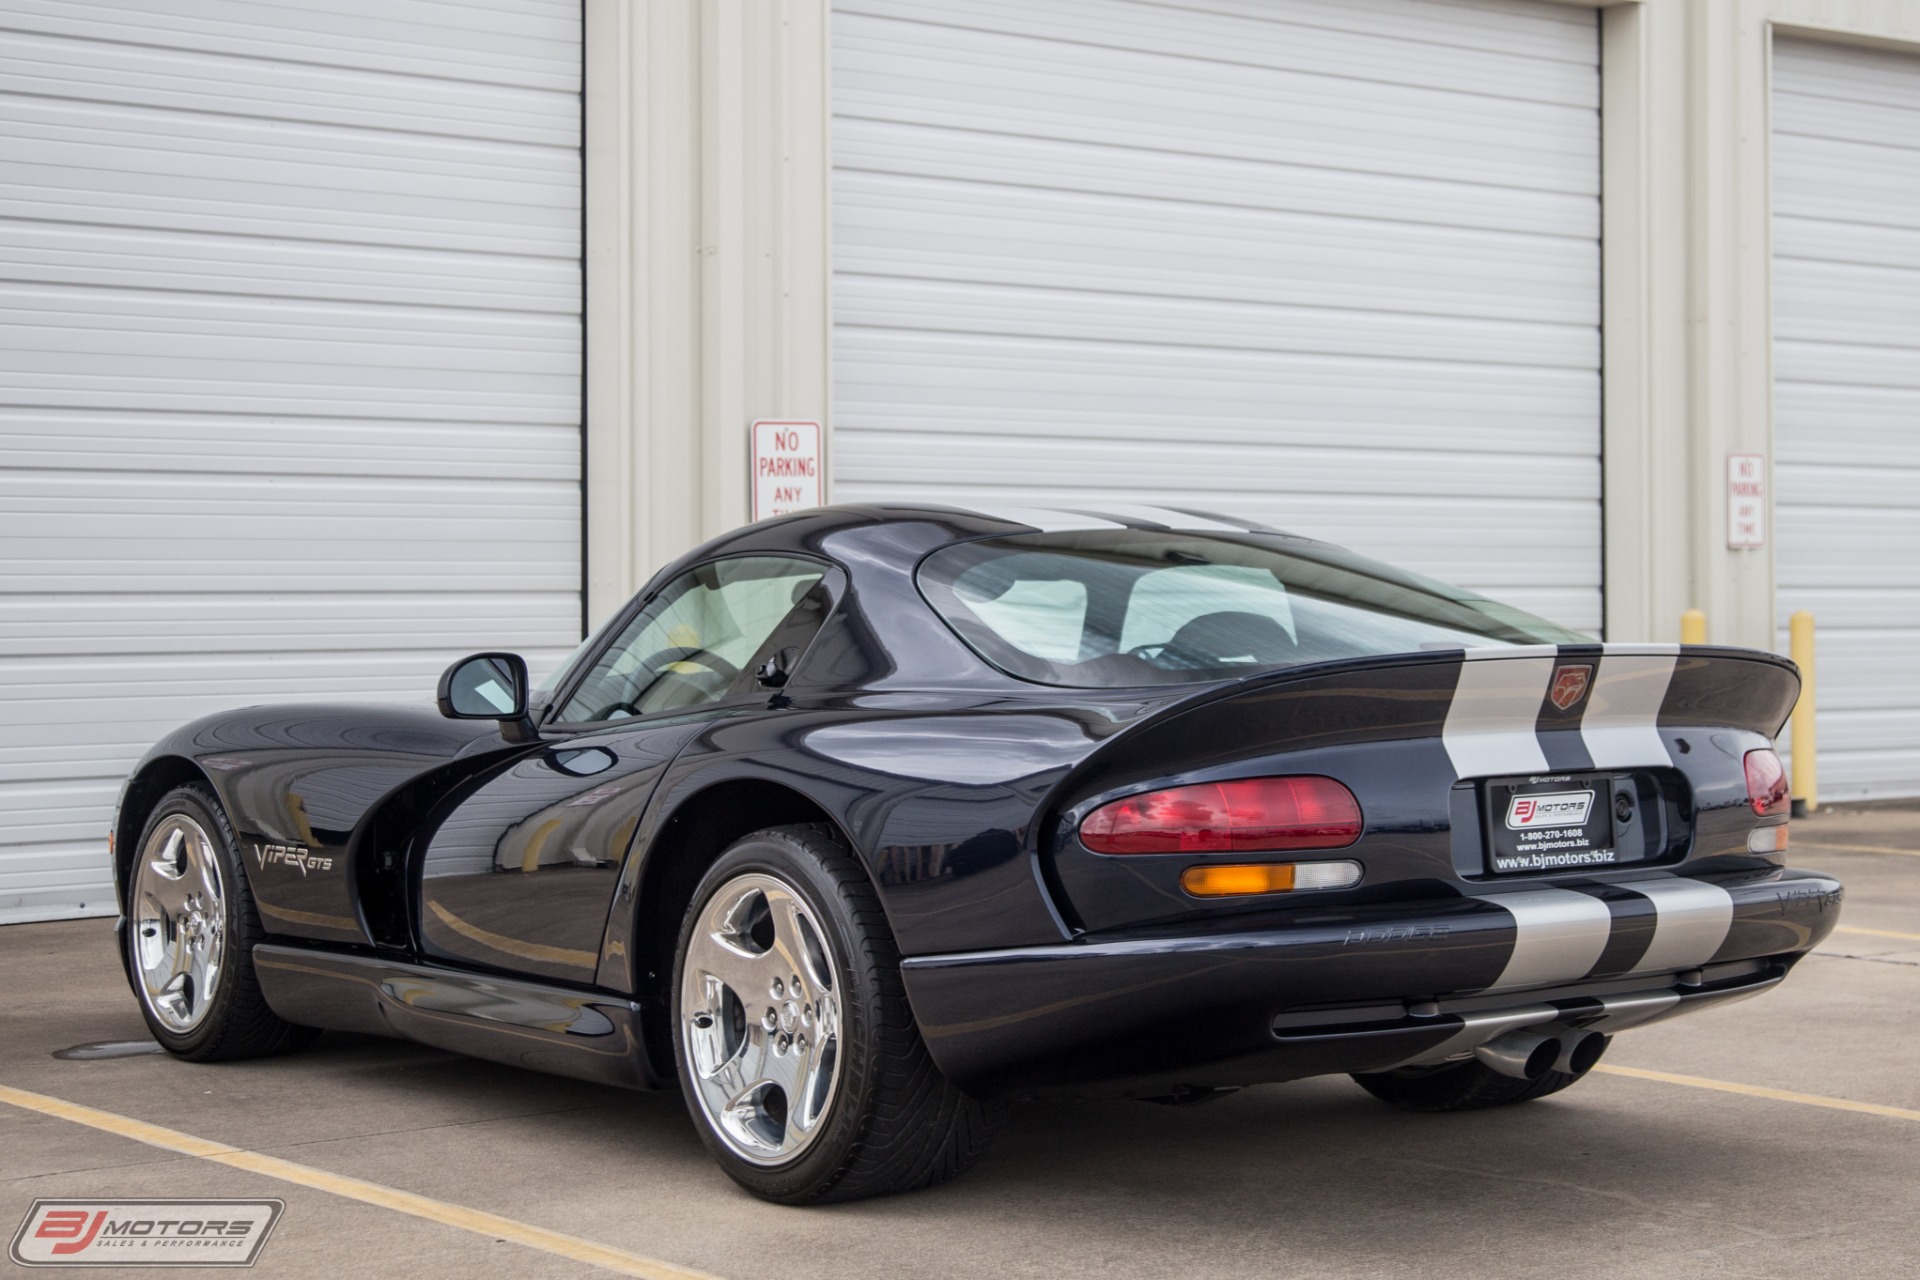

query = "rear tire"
[671, 824, 1005, 1203]
[124, 784, 318, 1062]
[1351, 1041, 1608, 1113]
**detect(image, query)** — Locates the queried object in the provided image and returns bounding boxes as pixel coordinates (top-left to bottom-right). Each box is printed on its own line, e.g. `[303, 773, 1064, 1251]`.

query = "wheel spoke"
[767, 1030, 810, 1102]
[145, 829, 188, 914]
[788, 1044, 829, 1132]
[137, 925, 175, 1000]
[185, 933, 216, 1016]
[166, 923, 191, 986]
[685, 975, 732, 1080]
[766, 894, 809, 978]
[731, 1025, 779, 1100]
[793, 990, 840, 1132]
[184, 833, 221, 907]
[155, 973, 190, 1024]
[693, 934, 769, 1008]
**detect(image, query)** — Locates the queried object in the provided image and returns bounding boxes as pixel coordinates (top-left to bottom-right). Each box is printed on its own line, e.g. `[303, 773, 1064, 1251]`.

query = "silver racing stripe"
[1581, 647, 1679, 769]
[1442, 648, 1557, 778]
[1625, 877, 1736, 974]
[964, 506, 1126, 533]
[1477, 888, 1614, 991]
[1077, 504, 1249, 533]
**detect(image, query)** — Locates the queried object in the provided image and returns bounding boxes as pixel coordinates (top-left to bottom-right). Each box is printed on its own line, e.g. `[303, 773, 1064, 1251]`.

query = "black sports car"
[113, 504, 1842, 1203]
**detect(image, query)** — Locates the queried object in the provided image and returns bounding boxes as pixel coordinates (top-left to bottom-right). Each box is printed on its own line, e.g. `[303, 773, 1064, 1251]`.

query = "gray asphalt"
[3, 808, 1916, 1279]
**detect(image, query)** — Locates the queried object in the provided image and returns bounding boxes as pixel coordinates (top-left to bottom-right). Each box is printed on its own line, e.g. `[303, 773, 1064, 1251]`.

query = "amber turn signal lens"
[1180, 860, 1362, 898]
[1182, 864, 1295, 897]
[1746, 824, 1790, 854]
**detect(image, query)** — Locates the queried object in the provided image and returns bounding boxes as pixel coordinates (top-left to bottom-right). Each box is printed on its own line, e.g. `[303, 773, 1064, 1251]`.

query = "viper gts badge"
[1549, 663, 1593, 711]
[253, 843, 332, 875]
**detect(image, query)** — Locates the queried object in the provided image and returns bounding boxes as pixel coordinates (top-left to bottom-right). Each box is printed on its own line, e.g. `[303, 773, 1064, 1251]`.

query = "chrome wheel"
[130, 814, 227, 1034]
[680, 872, 844, 1166]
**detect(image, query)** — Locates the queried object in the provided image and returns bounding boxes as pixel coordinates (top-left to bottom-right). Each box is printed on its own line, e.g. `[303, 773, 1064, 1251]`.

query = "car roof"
[756, 501, 1289, 541]
[657, 501, 1323, 604]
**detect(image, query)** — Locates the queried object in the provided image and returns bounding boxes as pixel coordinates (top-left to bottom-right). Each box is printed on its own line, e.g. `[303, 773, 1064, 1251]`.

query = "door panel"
[417, 722, 706, 983]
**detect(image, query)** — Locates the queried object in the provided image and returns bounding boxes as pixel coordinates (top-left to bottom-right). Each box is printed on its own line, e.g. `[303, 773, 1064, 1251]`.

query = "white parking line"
[0, 1084, 722, 1280]
[1834, 925, 1920, 943]
[1594, 1065, 1920, 1123]
[1796, 840, 1920, 858]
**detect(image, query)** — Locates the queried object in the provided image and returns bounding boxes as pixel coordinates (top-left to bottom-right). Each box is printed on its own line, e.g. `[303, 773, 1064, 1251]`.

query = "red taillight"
[1745, 749, 1789, 817]
[1079, 776, 1362, 855]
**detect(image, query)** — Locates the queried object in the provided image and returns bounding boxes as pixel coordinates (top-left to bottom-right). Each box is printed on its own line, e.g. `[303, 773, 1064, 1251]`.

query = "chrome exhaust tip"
[1553, 1029, 1608, 1076]
[1472, 1030, 1560, 1081]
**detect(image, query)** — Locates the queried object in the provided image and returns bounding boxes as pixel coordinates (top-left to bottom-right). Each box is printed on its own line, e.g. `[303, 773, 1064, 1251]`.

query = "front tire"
[671, 824, 1003, 1203]
[1351, 1041, 1608, 1113]
[125, 784, 317, 1061]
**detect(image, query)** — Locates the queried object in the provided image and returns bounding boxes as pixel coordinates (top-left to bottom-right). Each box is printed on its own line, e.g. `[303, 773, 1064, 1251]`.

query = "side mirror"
[437, 653, 538, 743]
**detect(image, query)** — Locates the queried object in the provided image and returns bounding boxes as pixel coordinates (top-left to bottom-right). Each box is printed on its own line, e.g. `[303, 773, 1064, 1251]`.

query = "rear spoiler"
[1065, 644, 1800, 798]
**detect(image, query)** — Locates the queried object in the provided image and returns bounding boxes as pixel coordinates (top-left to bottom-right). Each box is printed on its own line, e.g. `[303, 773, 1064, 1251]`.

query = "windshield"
[917, 531, 1589, 688]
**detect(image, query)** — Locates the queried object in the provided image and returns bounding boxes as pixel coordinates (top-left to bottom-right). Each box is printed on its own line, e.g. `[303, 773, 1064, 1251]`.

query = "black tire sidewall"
[669, 827, 885, 1201]
[126, 785, 252, 1057]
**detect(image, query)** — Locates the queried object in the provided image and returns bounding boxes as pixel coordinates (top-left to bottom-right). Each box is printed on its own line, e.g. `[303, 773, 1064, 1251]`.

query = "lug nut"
[770, 977, 784, 998]
[761, 1008, 778, 1032]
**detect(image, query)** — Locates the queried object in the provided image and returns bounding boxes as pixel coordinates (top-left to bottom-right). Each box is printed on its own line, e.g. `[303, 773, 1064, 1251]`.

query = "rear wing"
[1062, 643, 1800, 804]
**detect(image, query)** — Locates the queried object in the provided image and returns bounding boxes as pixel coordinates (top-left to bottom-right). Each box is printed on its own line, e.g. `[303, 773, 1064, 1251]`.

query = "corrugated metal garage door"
[1773, 37, 1920, 801]
[0, 1, 583, 922]
[830, 0, 1601, 629]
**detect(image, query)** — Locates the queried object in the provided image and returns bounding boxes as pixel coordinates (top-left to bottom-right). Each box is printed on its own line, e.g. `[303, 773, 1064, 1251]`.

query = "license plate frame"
[1483, 772, 1631, 875]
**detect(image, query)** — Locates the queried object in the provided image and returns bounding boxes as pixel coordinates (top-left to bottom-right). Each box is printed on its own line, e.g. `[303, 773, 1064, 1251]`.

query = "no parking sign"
[751, 420, 822, 521]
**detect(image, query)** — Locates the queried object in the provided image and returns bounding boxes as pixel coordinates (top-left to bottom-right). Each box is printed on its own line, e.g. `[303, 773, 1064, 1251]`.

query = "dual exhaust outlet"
[1473, 1027, 1608, 1081]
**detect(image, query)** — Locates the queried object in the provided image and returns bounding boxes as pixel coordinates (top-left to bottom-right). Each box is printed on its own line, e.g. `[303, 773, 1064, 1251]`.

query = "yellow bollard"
[1789, 611, 1817, 815]
[1680, 609, 1707, 645]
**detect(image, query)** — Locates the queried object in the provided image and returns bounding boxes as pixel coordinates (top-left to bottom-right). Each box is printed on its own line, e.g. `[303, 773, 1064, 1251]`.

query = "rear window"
[917, 531, 1588, 688]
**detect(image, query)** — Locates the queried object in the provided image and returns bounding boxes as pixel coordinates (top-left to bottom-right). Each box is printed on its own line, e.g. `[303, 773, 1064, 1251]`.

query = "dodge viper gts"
[112, 503, 1842, 1202]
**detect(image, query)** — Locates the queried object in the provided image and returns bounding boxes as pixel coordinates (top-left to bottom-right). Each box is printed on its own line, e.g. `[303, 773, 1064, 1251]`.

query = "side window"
[554, 557, 828, 724]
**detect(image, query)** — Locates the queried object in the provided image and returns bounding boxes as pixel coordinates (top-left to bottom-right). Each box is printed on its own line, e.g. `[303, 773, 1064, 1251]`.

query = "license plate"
[1484, 773, 1628, 874]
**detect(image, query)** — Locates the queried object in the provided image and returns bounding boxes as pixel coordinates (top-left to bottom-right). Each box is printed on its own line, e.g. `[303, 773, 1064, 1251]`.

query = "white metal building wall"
[1772, 36, 1920, 801]
[830, 0, 1602, 630]
[0, 0, 584, 923]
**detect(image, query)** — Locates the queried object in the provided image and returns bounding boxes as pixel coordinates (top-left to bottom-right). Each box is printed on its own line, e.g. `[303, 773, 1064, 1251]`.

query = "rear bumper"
[900, 867, 1842, 1096]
